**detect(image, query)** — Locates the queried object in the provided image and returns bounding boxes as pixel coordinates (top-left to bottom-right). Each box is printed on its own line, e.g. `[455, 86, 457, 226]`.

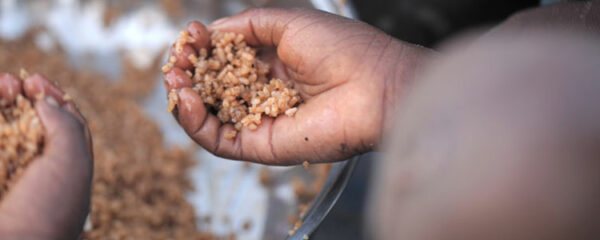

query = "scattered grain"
[285, 107, 297, 117]
[62, 93, 72, 101]
[259, 167, 274, 187]
[161, 56, 177, 73]
[302, 161, 310, 169]
[242, 220, 252, 231]
[224, 130, 237, 139]
[19, 68, 29, 79]
[288, 220, 303, 236]
[167, 89, 178, 113]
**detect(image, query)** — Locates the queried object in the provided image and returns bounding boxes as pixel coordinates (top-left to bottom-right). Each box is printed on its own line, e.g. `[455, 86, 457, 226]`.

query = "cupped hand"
[0, 73, 93, 240]
[165, 8, 431, 165]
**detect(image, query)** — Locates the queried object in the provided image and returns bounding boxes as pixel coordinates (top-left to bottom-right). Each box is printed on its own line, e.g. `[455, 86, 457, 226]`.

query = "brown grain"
[0, 92, 44, 199]
[165, 30, 302, 138]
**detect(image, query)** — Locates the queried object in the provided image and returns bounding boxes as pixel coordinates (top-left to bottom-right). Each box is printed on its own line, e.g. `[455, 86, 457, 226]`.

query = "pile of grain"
[0, 92, 44, 199]
[164, 30, 301, 138]
[0, 32, 217, 240]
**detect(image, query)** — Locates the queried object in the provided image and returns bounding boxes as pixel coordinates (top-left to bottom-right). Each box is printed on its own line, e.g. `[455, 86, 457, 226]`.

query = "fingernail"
[45, 96, 59, 107]
[210, 17, 229, 27]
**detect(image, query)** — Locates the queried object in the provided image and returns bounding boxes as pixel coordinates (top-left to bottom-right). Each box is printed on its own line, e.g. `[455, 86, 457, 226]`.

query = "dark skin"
[165, 2, 600, 165]
[165, 8, 431, 165]
[372, 32, 600, 240]
[1, 1, 600, 239]
[0, 73, 93, 240]
[167, 2, 600, 240]
[371, 2, 600, 240]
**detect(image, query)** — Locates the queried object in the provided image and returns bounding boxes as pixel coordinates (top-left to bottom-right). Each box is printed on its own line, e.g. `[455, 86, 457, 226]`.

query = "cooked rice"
[19, 68, 30, 80]
[167, 89, 179, 113]
[161, 56, 177, 73]
[175, 30, 193, 54]
[0, 92, 44, 199]
[165, 30, 302, 138]
[287, 220, 303, 236]
[302, 161, 310, 169]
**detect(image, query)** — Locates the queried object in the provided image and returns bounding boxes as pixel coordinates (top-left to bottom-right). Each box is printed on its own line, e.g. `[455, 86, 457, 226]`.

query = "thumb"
[37, 96, 92, 165]
[0, 97, 92, 240]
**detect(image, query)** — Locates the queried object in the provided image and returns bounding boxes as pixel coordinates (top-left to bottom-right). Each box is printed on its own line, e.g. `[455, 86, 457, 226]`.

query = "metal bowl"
[287, 157, 358, 239]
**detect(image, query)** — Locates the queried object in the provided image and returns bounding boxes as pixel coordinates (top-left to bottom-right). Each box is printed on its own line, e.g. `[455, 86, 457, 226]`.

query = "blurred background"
[351, 0, 539, 47]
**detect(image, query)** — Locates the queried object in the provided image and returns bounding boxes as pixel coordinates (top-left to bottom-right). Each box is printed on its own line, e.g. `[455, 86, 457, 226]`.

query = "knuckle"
[244, 7, 291, 19]
[242, 7, 264, 17]
[290, 7, 313, 16]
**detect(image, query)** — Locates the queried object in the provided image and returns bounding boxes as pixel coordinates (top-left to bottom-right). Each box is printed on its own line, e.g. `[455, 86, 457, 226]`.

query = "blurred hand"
[371, 28, 600, 240]
[165, 8, 431, 165]
[0, 73, 93, 240]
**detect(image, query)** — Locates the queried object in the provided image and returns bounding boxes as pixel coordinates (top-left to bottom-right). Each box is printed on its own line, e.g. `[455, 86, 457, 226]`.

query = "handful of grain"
[164, 30, 302, 139]
[0, 93, 44, 199]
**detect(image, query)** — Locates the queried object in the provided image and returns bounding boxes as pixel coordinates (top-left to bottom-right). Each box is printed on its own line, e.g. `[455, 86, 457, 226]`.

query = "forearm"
[379, 39, 435, 146]
[379, 1, 600, 149]
[493, 1, 600, 34]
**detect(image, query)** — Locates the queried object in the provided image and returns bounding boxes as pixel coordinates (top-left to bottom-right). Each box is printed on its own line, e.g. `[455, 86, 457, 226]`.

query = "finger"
[259, 99, 349, 165]
[175, 90, 365, 165]
[174, 83, 363, 165]
[208, 8, 376, 86]
[200, 103, 344, 165]
[187, 21, 211, 51]
[63, 102, 86, 126]
[208, 8, 308, 47]
[36, 97, 92, 175]
[21, 73, 91, 151]
[63, 103, 93, 156]
[170, 43, 196, 71]
[176, 88, 225, 152]
[0, 97, 92, 240]
[23, 74, 67, 105]
[245, 86, 374, 165]
[164, 68, 193, 92]
[0, 73, 22, 103]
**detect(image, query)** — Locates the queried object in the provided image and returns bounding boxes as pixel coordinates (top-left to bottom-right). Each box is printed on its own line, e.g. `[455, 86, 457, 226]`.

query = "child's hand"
[166, 8, 430, 165]
[0, 73, 93, 240]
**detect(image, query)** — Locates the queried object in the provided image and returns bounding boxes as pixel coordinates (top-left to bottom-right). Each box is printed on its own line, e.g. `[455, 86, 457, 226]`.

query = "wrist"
[379, 40, 435, 146]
